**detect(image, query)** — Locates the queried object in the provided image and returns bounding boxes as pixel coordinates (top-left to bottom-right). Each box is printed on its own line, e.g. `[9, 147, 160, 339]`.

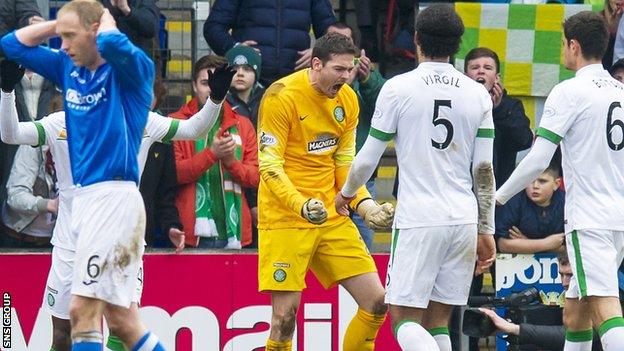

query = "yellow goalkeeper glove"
[301, 198, 328, 225]
[356, 199, 394, 230]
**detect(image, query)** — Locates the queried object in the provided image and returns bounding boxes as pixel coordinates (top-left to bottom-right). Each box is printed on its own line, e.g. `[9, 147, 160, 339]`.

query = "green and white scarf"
[195, 111, 243, 249]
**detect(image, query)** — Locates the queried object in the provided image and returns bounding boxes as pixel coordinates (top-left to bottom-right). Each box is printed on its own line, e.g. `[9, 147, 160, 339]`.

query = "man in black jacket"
[140, 141, 184, 249]
[203, 0, 336, 85]
[464, 47, 534, 187]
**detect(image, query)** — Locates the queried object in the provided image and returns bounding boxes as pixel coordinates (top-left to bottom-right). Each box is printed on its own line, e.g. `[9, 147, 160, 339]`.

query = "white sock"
[432, 334, 451, 351]
[564, 329, 593, 351]
[600, 319, 624, 351]
[564, 340, 592, 351]
[395, 321, 440, 351]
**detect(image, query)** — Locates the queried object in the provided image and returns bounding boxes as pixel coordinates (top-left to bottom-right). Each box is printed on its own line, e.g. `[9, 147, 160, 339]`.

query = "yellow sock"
[265, 338, 292, 351]
[343, 308, 387, 351]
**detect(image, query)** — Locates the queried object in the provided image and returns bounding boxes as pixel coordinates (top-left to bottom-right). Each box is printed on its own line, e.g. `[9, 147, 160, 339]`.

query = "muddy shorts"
[70, 181, 146, 308]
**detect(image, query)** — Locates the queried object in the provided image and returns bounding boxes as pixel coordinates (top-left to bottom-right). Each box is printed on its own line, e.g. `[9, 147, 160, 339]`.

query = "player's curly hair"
[312, 32, 358, 65]
[415, 5, 464, 59]
[563, 11, 608, 61]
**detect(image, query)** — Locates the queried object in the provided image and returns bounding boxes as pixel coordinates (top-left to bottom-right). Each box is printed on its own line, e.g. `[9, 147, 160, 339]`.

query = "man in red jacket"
[171, 55, 259, 249]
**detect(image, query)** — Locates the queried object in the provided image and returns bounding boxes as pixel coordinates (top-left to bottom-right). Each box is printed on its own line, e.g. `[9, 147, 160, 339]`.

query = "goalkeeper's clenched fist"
[355, 199, 394, 230]
[301, 198, 328, 225]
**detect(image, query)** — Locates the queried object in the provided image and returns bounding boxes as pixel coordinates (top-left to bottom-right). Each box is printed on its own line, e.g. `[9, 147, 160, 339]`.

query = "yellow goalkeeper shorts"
[258, 219, 377, 292]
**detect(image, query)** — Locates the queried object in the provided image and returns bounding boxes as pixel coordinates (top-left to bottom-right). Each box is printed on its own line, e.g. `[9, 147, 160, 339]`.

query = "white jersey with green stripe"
[536, 64, 624, 232]
[370, 61, 494, 228]
[36, 111, 206, 251]
[34, 99, 221, 194]
[37, 111, 183, 193]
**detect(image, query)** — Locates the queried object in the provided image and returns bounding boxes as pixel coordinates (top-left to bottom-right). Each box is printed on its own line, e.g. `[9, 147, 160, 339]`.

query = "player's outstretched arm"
[496, 138, 558, 205]
[0, 60, 38, 145]
[338, 136, 386, 200]
[151, 100, 222, 143]
[0, 92, 39, 146]
[157, 65, 234, 142]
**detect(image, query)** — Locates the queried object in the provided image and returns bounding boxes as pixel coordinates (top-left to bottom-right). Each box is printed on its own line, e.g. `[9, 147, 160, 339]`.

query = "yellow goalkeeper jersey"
[257, 69, 370, 229]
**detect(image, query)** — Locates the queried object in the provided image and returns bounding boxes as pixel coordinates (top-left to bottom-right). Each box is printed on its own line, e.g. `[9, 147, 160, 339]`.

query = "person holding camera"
[479, 250, 601, 350]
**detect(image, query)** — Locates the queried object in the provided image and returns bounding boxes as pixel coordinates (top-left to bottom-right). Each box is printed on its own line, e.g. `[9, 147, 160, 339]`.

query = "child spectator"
[224, 45, 264, 128]
[496, 166, 565, 254]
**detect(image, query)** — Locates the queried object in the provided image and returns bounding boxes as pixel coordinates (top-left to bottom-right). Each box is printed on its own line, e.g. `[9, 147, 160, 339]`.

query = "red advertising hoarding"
[1, 252, 400, 350]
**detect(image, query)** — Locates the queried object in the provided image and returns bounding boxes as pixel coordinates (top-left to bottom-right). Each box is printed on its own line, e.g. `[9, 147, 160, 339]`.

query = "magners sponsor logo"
[307, 137, 338, 153]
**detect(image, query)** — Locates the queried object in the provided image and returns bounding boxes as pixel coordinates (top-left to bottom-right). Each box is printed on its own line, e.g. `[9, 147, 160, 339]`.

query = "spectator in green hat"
[225, 45, 265, 129]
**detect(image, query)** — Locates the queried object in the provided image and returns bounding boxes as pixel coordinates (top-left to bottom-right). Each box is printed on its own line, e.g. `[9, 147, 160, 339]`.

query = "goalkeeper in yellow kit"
[257, 32, 394, 351]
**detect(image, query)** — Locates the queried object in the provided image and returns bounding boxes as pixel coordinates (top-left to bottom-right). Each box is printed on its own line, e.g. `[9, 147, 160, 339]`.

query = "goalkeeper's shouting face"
[309, 32, 358, 98]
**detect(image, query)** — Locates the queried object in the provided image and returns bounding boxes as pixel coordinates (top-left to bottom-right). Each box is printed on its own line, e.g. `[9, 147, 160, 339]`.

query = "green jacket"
[351, 68, 386, 152]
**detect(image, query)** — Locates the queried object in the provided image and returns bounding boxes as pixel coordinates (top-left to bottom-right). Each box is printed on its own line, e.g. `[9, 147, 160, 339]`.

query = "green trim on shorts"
[34, 121, 46, 147]
[536, 127, 562, 144]
[428, 326, 450, 336]
[476, 128, 495, 138]
[571, 230, 588, 297]
[599, 317, 624, 337]
[565, 329, 593, 342]
[369, 127, 395, 142]
[390, 228, 400, 266]
[393, 319, 418, 337]
[161, 119, 180, 143]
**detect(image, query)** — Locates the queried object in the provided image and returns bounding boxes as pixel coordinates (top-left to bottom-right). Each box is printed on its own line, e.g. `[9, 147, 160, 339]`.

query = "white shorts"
[566, 229, 624, 299]
[71, 181, 146, 308]
[50, 189, 78, 251]
[44, 247, 145, 319]
[385, 224, 477, 308]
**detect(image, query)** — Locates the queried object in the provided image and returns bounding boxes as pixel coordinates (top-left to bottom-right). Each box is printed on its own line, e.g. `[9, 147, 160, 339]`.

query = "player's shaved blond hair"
[58, 0, 104, 29]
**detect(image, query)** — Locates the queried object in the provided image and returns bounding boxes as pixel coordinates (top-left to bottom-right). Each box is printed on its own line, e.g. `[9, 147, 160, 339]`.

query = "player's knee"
[69, 304, 89, 328]
[273, 307, 298, 338]
[371, 296, 388, 316]
[563, 304, 588, 330]
[106, 312, 133, 341]
[107, 323, 130, 342]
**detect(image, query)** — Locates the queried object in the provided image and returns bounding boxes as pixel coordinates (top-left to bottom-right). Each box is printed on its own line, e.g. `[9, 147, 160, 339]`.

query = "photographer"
[479, 251, 601, 350]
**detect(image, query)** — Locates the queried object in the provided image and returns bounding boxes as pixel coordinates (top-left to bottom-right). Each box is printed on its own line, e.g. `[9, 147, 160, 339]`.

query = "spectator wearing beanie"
[224, 45, 264, 247]
[225, 45, 265, 129]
